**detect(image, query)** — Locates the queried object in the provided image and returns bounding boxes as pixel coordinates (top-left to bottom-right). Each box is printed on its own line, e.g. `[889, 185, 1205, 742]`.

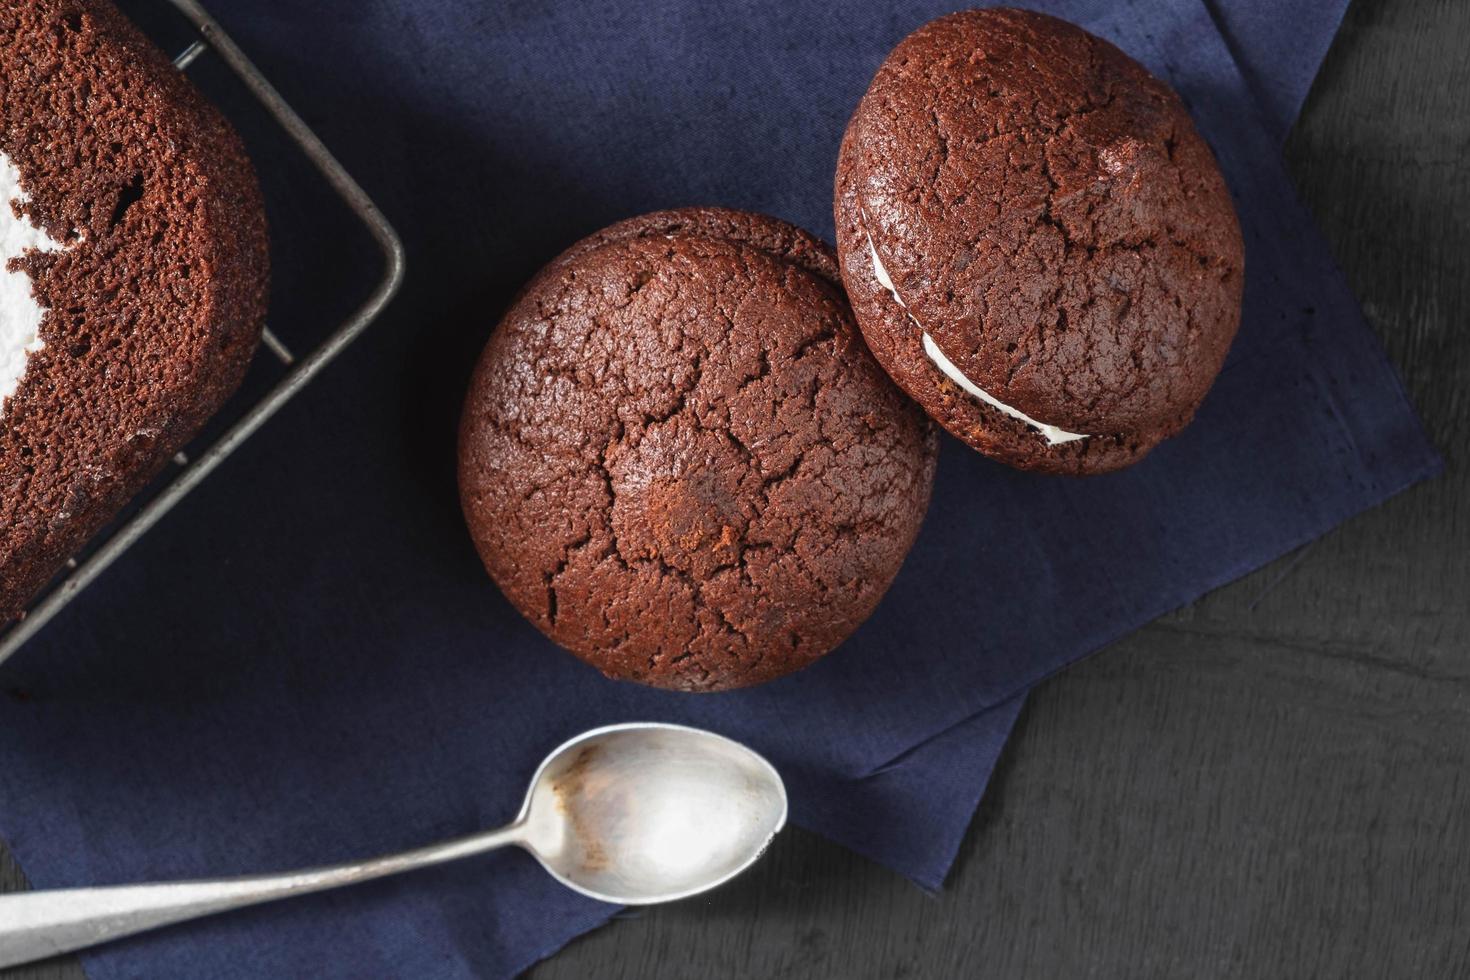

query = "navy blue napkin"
[0, 1, 1439, 978]
[1206, 0, 1353, 144]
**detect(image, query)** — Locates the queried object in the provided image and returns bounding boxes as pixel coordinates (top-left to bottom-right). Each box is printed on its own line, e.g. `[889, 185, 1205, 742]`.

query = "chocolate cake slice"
[0, 0, 269, 624]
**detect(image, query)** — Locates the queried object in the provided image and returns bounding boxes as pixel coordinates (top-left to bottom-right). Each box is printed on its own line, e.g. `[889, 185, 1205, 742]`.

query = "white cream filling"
[863, 229, 1088, 446]
[1, 151, 67, 418]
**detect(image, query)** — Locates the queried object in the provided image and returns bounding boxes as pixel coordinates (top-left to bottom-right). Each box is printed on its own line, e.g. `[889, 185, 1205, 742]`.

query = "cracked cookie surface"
[835, 8, 1244, 474]
[459, 209, 938, 691]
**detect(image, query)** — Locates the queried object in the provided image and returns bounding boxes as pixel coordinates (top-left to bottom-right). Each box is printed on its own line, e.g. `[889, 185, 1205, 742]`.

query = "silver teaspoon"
[0, 722, 787, 969]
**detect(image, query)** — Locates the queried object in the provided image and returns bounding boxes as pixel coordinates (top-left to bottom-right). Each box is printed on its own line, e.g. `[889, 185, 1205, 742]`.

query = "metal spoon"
[0, 722, 787, 969]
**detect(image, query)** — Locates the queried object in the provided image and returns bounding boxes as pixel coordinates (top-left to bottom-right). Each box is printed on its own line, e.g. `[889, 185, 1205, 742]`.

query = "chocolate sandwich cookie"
[1, 0, 268, 623]
[835, 8, 1244, 474]
[459, 208, 938, 692]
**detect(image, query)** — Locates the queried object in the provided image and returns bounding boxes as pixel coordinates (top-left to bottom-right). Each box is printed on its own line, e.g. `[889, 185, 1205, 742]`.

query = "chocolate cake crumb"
[1, 0, 269, 623]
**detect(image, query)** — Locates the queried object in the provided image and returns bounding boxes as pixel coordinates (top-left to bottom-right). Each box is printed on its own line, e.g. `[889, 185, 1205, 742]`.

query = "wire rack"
[0, 0, 406, 666]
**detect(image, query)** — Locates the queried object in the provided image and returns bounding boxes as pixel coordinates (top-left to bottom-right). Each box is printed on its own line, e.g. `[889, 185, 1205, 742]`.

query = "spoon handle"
[0, 825, 523, 969]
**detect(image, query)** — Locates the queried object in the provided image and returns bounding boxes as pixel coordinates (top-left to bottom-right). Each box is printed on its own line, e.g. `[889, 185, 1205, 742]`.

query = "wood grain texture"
[3, 0, 1466, 977]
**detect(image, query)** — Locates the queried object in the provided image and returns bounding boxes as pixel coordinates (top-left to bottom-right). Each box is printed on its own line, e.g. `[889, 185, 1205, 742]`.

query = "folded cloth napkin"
[1206, 0, 1354, 143]
[0, 1, 1439, 978]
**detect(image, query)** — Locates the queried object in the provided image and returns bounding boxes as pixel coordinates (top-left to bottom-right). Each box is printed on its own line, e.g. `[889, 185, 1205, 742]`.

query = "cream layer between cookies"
[862, 225, 1088, 446]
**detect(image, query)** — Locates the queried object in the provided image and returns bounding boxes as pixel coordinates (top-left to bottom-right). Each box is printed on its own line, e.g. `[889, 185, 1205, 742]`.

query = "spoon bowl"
[517, 723, 788, 903]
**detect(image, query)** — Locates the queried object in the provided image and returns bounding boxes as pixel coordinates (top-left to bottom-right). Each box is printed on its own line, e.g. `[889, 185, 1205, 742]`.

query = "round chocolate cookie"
[459, 208, 938, 692]
[835, 8, 1244, 474]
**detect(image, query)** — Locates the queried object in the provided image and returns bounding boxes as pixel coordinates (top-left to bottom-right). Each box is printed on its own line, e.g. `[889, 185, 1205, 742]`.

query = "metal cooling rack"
[0, 0, 406, 665]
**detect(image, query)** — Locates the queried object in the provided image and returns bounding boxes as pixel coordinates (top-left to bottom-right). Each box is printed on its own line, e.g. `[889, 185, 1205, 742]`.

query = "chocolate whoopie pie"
[1, 0, 268, 623]
[459, 208, 938, 692]
[835, 8, 1244, 474]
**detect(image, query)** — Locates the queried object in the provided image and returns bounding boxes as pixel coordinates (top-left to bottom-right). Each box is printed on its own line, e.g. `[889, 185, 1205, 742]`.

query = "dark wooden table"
[5, 0, 1466, 975]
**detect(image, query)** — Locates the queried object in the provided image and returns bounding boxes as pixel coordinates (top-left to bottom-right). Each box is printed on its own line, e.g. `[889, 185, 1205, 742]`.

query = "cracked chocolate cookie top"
[835, 8, 1244, 474]
[459, 208, 938, 692]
